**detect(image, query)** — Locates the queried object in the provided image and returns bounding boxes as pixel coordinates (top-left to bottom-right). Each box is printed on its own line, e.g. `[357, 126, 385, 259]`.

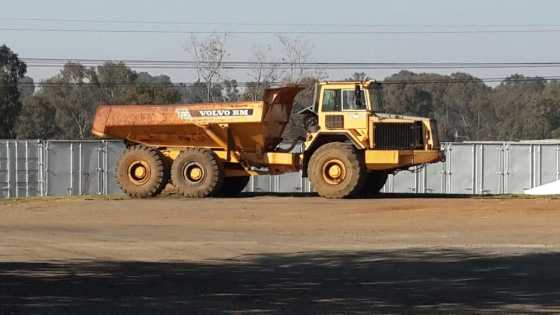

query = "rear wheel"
[117, 146, 168, 198]
[171, 148, 224, 198]
[362, 172, 388, 196]
[308, 142, 366, 199]
[219, 176, 250, 196]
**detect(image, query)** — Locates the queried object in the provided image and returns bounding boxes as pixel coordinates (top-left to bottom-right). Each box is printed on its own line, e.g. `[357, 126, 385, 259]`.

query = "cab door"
[319, 86, 369, 132]
[341, 88, 369, 130]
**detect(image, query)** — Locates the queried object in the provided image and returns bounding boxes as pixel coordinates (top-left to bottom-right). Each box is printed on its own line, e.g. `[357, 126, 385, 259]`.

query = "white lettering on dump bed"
[233, 109, 249, 116]
[200, 110, 232, 117]
[176, 108, 253, 120]
[176, 109, 192, 120]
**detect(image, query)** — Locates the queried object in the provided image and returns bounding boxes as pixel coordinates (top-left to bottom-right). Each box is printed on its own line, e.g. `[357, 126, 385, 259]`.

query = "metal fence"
[0, 140, 122, 198]
[2, 140, 560, 198]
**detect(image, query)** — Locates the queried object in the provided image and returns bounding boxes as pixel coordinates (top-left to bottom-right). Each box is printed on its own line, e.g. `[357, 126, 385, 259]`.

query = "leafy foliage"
[0, 45, 27, 138]
[15, 95, 59, 139]
[15, 62, 180, 139]
[382, 71, 560, 141]
[5, 42, 560, 143]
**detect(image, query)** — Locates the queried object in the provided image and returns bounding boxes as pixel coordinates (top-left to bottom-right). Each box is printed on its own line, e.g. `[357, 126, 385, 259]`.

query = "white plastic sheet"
[524, 180, 560, 195]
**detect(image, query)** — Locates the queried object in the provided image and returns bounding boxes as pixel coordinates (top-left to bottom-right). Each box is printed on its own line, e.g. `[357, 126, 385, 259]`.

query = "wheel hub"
[134, 166, 146, 179]
[184, 162, 205, 183]
[128, 161, 151, 185]
[189, 167, 203, 181]
[322, 159, 346, 185]
[328, 164, 342, 179]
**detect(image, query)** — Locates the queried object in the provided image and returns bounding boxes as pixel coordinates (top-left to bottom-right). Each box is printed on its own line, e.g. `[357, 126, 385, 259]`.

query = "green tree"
[182, 81, 222, 103]
[18, 76, 35, 100]
[129, 73, 180, 104]
[491, 75, 548, 140]
[15, 62, 181, 139]
[383, 71, 495, 141]
[543, 81, 560, 138]
[15, 95, 59, 139]
[95, 64, 180, 105]
[442, 73, 495, 141]
[383, 71, 436, 117]
[0, 45, 27, 138]
[95, 62, 138, 104]
[41, 63, 100, 139]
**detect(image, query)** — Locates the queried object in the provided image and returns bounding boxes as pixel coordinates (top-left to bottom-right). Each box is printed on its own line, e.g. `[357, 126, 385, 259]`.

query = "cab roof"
[319, 80, 379, 86]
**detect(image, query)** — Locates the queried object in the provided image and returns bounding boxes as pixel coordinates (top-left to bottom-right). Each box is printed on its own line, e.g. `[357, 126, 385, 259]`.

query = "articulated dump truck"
[92, 81, 445, 199]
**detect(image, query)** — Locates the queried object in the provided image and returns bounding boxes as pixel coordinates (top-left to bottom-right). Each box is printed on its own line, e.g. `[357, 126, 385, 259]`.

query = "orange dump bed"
[92, 86, 303, 152]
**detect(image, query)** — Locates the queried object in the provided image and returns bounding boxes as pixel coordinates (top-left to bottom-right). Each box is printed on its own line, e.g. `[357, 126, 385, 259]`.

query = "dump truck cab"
[299, 81, 444, 197]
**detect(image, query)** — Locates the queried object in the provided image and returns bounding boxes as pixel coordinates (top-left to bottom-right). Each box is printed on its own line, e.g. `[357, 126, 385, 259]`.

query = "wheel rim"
[183, 162, 205, 183]
[128, 160, 151, 185]
[322, 159, 347, 185]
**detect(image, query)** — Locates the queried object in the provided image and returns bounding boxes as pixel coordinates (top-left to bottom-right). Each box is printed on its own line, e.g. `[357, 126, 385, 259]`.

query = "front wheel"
[308, 142, 366, 199]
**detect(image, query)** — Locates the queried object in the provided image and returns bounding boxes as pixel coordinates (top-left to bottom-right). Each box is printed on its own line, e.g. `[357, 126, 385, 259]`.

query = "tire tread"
[308, 142, 366, 199]
[171, 148, 224, 198]
[117, 145, 168, 199]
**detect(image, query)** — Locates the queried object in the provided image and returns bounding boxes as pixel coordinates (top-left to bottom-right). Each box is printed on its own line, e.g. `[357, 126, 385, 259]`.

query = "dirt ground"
[1, 195, 560, 314]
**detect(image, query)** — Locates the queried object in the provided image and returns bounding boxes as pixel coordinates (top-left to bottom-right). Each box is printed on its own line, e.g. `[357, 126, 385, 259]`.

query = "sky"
[2, 0, 560, 83]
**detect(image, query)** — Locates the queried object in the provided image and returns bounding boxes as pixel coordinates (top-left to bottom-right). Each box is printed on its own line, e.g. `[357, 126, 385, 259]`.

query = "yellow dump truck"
[92, 80, 444, 198]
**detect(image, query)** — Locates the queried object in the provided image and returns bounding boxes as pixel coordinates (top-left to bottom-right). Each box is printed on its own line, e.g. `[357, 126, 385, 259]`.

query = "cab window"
[322, 89, 342, 112]
[342, 89, 366, 111]
[368, 83, 384, 112]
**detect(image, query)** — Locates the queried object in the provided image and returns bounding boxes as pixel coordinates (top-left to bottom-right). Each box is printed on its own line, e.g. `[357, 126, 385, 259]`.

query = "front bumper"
[365, 149, 445, 171]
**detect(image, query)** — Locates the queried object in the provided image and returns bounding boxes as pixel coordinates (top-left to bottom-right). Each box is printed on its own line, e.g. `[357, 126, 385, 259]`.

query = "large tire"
[308, 142, 366, 199]
[117, 146, 168, 198]
[361, 172, 388, 196]
[171, 148, 224, 198]
[219, 176, 250, 196]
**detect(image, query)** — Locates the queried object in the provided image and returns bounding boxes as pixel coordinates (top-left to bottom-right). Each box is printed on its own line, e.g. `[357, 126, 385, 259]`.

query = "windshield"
[343, 89, 366, 110]
[322, 88, 367, 112]
[369, 84, 384, 112]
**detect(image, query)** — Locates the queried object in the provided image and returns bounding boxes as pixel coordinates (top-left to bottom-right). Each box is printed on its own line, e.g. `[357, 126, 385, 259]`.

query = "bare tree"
[277, 35, 313, 83]
[187, 33, 228, 102]
[347, 72, 370, 81]
[246, 44, 279, 101]
[274, 36, 329, 140]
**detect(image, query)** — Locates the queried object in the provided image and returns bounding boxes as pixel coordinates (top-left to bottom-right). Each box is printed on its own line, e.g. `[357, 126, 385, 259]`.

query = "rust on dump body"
[92, 85, 304, 151]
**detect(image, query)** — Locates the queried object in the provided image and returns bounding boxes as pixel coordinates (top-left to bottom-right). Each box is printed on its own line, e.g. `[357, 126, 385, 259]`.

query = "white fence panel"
[0, 141, 41, 198]
[3, 140, 560, 198]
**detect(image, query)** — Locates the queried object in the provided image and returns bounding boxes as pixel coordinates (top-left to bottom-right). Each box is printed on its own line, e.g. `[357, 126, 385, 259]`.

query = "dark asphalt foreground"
[1, 195, 560, 314]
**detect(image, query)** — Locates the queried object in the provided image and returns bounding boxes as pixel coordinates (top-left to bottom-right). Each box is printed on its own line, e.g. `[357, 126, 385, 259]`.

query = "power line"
[4, 27, 560, 35]
[382, 76, 560, 84]
[20, 57, 560, 70]
[19, 76, 560, 88]
[3, 17, 560, 28]
[24, 81, 268, 88]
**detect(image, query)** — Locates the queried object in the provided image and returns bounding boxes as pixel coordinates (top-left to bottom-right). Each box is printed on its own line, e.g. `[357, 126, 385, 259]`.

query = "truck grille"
[374, 122, 424, 150]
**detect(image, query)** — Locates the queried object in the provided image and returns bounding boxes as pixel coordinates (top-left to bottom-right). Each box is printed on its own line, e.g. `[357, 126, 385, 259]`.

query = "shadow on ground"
[1, 249, 560, 314]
